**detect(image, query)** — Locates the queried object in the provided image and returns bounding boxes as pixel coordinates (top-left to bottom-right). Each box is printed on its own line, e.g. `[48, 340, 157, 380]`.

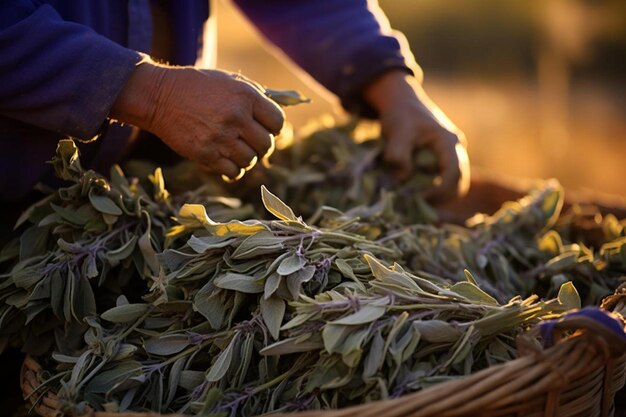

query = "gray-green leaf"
[260, 296, 286, 340]
[214, 273, 264, 294]
[101, 304, 149, 323]
[206, 336, 238, 382]
[89, 189, 123, 216]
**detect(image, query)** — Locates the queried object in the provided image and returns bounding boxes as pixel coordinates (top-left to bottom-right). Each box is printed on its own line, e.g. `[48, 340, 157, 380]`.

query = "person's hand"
[363, 70, 470, 202]
[110, 59, 284, 180]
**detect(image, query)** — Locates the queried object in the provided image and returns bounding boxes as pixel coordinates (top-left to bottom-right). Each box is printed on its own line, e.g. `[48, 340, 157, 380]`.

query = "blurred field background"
[214, 0, 626, 196]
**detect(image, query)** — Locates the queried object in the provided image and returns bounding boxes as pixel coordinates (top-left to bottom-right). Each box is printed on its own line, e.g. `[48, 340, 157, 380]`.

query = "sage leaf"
[450, 282, 498, 305]
[286, 265, 316, 299]
[557, 281, 581, 310]
[89, 189, 123, 216]
[260, 296, 285, 340]
[331, 304, 386, 326]
[265, 89, 311, 106]
[277, 253, 306, 276]
[264, 272, 281, 300]
[261, 185, 297, 221]
[101, 303, 149, 323]
[414, 320, 462, 343]
[206, 335, 237, 382]
[260, 335, 323, 356]
[145, 335, 191, 356]
[214, 273, 264, 294]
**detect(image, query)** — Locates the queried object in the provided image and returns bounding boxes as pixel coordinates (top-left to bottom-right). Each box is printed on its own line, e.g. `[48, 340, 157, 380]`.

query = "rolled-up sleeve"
[234, 0, 421, 117]
[0, 1, 141, 139]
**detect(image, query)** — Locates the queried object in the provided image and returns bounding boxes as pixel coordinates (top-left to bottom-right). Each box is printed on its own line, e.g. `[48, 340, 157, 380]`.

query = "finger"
[252, 94, 285, 135]
[209, 158, 241, 180]
[422, 132, 467, 202]
[221, 168, 246, 183]
[240, 120, 273, 157]
[228, 138, 259, 170]
[383, 128, 416, 180]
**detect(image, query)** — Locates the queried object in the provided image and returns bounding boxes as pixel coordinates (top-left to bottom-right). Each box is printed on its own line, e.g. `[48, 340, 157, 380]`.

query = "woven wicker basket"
[21, 313, 626, 417]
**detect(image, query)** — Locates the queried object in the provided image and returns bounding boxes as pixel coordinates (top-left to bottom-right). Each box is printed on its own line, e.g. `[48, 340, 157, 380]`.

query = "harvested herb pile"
[1, 128, 625, 416]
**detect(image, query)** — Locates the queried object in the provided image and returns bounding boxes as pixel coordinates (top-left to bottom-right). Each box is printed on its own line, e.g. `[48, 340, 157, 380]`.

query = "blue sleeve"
[233, 0, 421, 117]
[0, 1, 142, 139]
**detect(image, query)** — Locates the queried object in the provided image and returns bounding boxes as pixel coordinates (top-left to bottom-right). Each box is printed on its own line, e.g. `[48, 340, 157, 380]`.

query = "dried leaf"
[261, 185, 297, 221]
[557, 281, 581, 310]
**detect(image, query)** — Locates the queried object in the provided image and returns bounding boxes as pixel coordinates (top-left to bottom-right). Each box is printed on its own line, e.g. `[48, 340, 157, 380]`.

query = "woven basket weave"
[21, 313, 626, 417]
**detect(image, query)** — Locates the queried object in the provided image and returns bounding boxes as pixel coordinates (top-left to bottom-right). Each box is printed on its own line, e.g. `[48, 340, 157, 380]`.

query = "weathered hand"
[364, 71, 470, 202]
[110, 59, 284, 180]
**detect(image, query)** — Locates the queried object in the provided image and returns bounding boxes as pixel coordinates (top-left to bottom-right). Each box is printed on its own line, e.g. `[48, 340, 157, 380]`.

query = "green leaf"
[86, 360, 143, 394]
[363, 331, 385, 378]
[50, 203, 91, 226]
[112, 344, 138, 361]
[464, 269, 478, 286]
[206, 336, 238, 382]
[450, 282, 498, 305]
[145, 335, 190, 356]
[557, 281, 581, 310]
[414, 320, 462, 343]
[277, 253, 306, 276]
[286, 265, 316, 299]
[260, 296, 286, 340]
[264, 89, 311, 106]
[179, 370, 205, 391]
[322, 324, 354, 354]
[101, 303, 149, 323]
[261, 185, 297, 221]
[545, 251, 579, 271]
[89, 189, 122, 216]
[194, 290, 225, 329]
[231, 231, 286, 260]
[139, 216, 159, 276]
[335, 259, 366, 292]
[105, 235, 138, 266]
[187, 235, 236, 254]
[364, 254, 420, 291]
[19, 226, 49, 260]
[166, 357, 185, 407]
[264, 272, 281, 300]
[214, 273, 264, 294]
[330, 304, 386, 325]
[260, 335, 323, 356]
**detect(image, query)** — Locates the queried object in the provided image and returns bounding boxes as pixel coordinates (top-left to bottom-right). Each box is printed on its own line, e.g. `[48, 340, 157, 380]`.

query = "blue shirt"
[0, 0, 415, 201]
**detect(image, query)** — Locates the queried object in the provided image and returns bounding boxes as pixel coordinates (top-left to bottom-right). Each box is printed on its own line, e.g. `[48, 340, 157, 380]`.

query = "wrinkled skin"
[112, 59, 468, 202]
[364, 70, 470, 203]
[111, 59, 284, 180]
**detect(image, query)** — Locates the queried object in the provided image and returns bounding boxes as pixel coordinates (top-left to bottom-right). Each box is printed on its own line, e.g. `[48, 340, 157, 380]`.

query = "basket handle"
[538, 307, 626, 356]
